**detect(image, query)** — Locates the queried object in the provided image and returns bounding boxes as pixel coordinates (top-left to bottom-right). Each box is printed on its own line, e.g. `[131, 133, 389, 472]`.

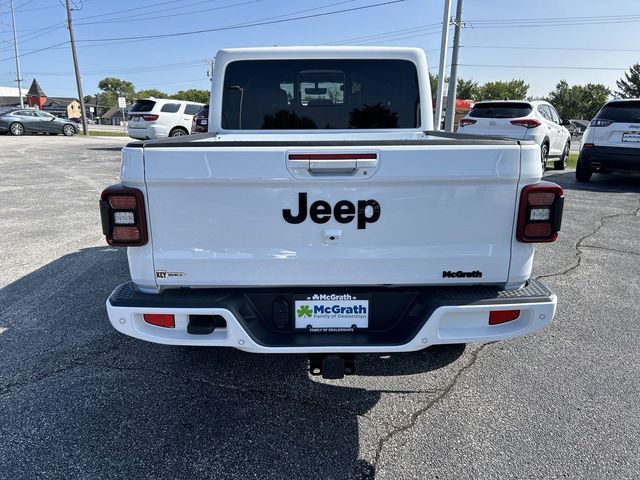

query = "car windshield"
[596, 101, 640, 123]
[221, 59, 420, 129]
[468, 102, 533, 119]
[130, 100, 156, 113]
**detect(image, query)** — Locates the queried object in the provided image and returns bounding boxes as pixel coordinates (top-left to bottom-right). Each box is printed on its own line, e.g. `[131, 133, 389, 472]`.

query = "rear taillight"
[142, 114, 159, 121]
[100, 185, 148, 246]
[128, 114, 138, 121]
[589, 118, 613, 127]
[459, 118, 477, 127]
[517, 184, 564, 243]
[511, 119, 542, 128]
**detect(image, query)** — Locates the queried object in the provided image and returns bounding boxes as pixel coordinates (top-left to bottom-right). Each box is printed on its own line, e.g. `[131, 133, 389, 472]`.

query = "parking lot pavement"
[1, 136, 639, 480]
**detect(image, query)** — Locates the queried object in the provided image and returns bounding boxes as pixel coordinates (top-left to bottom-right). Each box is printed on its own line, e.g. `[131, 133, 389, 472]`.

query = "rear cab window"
[130, 100, 156, 113]
[596, 101, 640, 123]
[221, 59, 420, 130]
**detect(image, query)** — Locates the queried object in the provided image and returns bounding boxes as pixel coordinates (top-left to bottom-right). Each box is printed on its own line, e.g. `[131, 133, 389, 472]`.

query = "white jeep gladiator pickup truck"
[100, 47, 563, 378]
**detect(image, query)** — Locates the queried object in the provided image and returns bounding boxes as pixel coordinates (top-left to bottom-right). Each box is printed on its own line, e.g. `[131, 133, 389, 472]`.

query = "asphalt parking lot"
[1, 135, 639, 480]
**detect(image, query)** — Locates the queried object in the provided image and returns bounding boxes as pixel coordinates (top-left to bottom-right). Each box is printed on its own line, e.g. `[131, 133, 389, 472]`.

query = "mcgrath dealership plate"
[294, 294, 369, 332]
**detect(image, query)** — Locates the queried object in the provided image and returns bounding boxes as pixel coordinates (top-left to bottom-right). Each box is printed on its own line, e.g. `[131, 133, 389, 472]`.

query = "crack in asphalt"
[537, 193, 640, 281]
[89, 362, 395, 423]
[363, 344, 488, 479]
[579, 244, 640, 257]
[363, 192, 640, 479]
[0, 336, 126, 397]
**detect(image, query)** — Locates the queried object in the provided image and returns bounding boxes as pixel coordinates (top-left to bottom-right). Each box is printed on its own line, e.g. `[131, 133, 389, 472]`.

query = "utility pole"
[9, 0, 24, 108]
[433, 0, 452, 131]
[65, 0, 88, 135]
[444, 0, 464, 132]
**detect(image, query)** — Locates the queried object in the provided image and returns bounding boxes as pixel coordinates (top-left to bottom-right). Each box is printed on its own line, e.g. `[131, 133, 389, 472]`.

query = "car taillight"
[142, 114, 159, 121]
[100, 185, 148, 246]
[589, 118, 613, 127]
[511, 119, 541, 128]
[517, 184, 564, 243]
[459, 118, 477, 127]
[128, 114, 138, 121]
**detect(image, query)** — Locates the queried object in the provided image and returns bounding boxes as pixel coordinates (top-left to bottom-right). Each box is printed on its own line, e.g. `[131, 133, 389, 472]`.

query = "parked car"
[127, 98, 204, 140]
[0, 108, 77, 136]
[565, 120, 584, 136]
[577, 99, 640, 182]
[191, 104, 209, 133]
[458, 100, 572, 170]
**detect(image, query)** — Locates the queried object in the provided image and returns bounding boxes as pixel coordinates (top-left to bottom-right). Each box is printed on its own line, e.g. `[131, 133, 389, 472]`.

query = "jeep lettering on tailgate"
[283, 192, 381, 229]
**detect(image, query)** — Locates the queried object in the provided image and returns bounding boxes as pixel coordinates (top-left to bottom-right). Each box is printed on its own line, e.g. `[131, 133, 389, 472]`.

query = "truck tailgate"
[141, 142, 521, 287]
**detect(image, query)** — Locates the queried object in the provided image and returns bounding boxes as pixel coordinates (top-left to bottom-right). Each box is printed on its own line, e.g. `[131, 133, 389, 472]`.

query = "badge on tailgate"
[283, 192, 381, 229]
[295, 294, 370, 332]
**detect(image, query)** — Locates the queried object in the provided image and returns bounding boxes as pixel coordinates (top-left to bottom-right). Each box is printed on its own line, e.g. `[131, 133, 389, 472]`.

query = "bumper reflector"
[143, 314, 175, 328]
[489, 310, 520, 325]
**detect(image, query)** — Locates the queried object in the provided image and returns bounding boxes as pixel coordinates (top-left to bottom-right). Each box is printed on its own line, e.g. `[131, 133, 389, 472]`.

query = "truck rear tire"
[575, 159, 592, 182]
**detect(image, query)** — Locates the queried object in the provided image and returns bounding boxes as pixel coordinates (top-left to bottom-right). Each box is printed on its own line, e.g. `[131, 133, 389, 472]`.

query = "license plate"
[294, 294, 369, 332]
[622, 132, 640, 142]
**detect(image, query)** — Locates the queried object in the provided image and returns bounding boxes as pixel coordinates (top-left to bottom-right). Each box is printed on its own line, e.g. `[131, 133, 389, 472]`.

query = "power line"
[461, 45, 640, 53]
[459, 63, 629, 71]
[74, 0, 260, 26]
[76, 0, 406, 42]
[324, 22, 441, 45]
[72, 0, 196, 21]
[0, 41, 68, 62]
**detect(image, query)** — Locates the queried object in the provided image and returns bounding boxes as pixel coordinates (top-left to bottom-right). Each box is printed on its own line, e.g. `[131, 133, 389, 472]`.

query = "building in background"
[0, 86, 24, 109]
[0, 79, 79, 120]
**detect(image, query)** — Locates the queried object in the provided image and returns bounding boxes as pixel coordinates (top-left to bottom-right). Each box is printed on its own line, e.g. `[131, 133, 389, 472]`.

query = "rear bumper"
[127, 124, 169, 140]
[106, 280, 557, 353]
[579, 145, 640, 172]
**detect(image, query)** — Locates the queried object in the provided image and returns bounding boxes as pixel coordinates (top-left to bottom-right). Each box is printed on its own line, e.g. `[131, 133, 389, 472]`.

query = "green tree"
[616, 63, 640, 99]
[97, 77, 136, 107]
[580, 83, 612, 120]
[456, 78, 480, 100]
[135, 89, 168, 99]
[547, 80, 611, 120]
[171, 89, 209, 104]
[547, 80, 580, 119]
[429, 73, 438, 96]
[478, 80, 529, 101]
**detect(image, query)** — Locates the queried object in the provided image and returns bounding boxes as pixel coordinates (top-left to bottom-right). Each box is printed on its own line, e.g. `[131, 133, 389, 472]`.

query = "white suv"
[458, 100, 572, 170]
[127, 98, 205, 140]
[577, 99, 640, 182]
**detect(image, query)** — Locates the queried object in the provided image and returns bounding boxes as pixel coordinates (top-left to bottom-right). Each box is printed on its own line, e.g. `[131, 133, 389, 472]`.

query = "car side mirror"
[560, 119, 570, 126]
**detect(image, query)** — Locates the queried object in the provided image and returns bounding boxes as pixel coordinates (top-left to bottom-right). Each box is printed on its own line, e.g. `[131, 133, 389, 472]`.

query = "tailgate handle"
[309, 159, 356, 173]
[288, 153, 378, 175]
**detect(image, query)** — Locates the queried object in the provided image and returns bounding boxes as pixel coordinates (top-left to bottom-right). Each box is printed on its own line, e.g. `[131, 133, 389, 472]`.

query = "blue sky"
[0, 0, 637, 98]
